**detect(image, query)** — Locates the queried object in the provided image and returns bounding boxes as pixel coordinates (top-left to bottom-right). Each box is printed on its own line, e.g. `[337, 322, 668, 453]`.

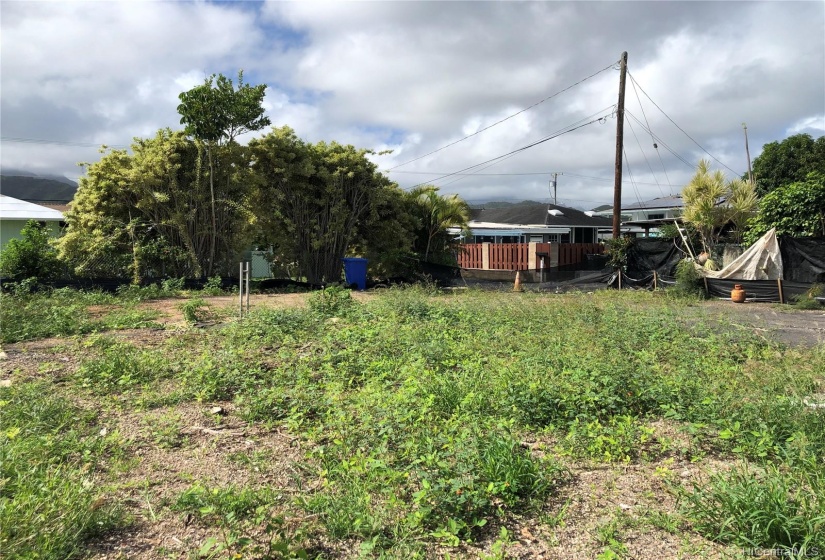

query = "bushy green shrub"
[0, 220, 62, 282]
[605, 236, 634, 271]
[307, 285, 355, 317]
[673, 259, 706, 298]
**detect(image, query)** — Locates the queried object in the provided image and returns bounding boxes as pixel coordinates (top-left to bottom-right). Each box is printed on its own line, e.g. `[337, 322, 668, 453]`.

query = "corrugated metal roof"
[0, 195, 65, 221]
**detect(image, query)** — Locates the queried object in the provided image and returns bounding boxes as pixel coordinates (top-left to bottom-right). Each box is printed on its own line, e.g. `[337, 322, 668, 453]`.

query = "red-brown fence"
[458, 244, 484, 269]
[558, 243, 603, 267]
[489, 243, 529, 270]
[456, 242, 604, 270]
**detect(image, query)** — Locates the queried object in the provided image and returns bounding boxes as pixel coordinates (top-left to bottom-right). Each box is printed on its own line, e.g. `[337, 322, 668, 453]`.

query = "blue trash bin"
[342, 257, 368, 290]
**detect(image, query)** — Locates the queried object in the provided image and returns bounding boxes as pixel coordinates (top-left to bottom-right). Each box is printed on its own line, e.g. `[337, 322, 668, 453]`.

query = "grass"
[1, 286, 824, 558]
[0, 382, 127, 559]
[0, 287, 163, 343]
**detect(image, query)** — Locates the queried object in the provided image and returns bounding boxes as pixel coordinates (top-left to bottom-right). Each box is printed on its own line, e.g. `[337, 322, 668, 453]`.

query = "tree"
[407, 185, 471, 262]
[744, 172, 825, 244]
[0, 220, 62, 281]
[750, 133, 825, 196]
[682, 159, 758, 253]
[177, 71, 270, 275]
[250, 126, 402, 284]
[58, 129, 253, 281]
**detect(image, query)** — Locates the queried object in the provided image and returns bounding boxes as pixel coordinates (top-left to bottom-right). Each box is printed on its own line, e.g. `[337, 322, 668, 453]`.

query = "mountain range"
[0, 169, 78, 203]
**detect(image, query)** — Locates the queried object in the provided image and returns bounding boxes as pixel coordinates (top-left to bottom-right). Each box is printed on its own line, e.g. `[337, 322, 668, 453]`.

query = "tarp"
[625, 238, 683, 278]
[703, 278, 813, 303]
[702, 229, 783, 280]
[780, 236, 825, 283]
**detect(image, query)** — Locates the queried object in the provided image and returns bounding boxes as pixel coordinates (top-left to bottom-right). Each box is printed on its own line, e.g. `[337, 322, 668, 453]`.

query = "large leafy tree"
[250, 126, 406, 284]
[682, 159, 758, 253]
[750, 133, 825, 196]
[744, 172, 825, 244]
[177, 71, 270, 275]
[58, 130, 253, 280]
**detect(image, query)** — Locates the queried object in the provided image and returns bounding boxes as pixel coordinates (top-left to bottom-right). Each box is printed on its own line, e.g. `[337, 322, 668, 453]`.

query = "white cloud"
[2, 1, 823, 207]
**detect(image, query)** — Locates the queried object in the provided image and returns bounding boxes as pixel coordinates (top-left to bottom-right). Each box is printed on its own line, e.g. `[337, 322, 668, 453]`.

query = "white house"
[0, 195, 65, 251]
[593, 195, 685, 237]
[462, 202, 613, 244]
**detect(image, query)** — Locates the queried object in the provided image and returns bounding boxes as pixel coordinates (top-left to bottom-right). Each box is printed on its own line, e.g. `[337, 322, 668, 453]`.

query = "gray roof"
[470, 202, 613, 228]
[622, 195, 684, 210]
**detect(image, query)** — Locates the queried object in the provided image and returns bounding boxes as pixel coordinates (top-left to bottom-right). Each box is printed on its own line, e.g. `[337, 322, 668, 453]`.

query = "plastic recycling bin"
[342, 257, 368, 290]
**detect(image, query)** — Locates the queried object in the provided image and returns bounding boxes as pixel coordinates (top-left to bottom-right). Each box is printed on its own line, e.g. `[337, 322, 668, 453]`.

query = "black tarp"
[780, 237, 825, 283]
[704, 278, 813, 303]
[625, 238, 683, 278]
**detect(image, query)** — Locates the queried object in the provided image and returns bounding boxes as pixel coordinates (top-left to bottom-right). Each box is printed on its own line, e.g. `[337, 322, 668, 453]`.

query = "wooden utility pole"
[612, 51, 628, 239]
[742, 123, 753, 184]
[551, 172, 558, 205]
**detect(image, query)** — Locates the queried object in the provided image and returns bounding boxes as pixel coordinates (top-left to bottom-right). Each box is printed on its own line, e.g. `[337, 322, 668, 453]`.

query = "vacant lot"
[1, 286, 823, 559]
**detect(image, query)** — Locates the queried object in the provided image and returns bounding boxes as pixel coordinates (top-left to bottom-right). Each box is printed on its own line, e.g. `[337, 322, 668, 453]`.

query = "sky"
[1, 1, 823, 209]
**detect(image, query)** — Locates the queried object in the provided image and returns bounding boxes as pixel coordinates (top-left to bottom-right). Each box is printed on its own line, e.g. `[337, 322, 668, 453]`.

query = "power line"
[392, 169, 685, 188]
[623, 146, 646, 209]
[629, 75, 673, 194]
[626, 72, 742, 176]
[386, 60, 619, 171]
[405, 112, 612, 191]
[0, 136, 129, 149]
[406, 106, 615, 190]
[624, 110, 694, 169]
[431, 105, 616, 189]
[625, 115, 665, 198]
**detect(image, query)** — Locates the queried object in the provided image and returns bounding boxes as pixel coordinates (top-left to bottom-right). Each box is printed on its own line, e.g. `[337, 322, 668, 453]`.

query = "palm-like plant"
[408, 185, 471, 262]
[682, 160, 758, 252]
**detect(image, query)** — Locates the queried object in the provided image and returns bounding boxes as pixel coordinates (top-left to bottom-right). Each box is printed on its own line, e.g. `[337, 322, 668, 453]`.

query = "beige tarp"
[701, 228, 783, 280]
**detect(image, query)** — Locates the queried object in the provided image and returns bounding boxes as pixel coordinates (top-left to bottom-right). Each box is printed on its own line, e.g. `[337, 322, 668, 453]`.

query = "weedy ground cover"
[1, 286, 823, 558]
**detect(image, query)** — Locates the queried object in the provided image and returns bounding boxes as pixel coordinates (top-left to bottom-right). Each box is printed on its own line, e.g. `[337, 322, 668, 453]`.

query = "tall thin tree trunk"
[207, 144, 216, 277]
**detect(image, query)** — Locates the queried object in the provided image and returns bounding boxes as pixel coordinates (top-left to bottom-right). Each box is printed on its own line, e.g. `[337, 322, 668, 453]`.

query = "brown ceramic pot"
[731, 284, 746, 303]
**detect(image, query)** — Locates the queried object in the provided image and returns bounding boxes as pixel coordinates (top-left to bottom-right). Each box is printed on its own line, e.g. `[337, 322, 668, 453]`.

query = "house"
[593, 195, 685, 237]
[0, 195, 65, 251]
[464, 202, 613, 244]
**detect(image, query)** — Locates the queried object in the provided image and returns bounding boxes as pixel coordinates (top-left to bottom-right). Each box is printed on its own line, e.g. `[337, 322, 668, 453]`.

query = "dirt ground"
[1, 292, 822, 559]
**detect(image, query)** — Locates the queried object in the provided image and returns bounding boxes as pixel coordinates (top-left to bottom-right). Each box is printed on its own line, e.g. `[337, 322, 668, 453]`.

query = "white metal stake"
[239, 262, 244, 318]
[245, 262, 250, 313]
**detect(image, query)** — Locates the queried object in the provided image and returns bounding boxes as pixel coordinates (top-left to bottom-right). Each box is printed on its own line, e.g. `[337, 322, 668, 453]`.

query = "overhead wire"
[407, 106, 615, 190]
[629, 76, 673, 194]
[385, 59, 620, 171]
[623, 146, 646, 209]
[625, 115, 666, 198]
[627, 72, 743, 176]
[624, 110, 694, 169]
[432, 104, 616, 189]
[0, 136, 129, 149]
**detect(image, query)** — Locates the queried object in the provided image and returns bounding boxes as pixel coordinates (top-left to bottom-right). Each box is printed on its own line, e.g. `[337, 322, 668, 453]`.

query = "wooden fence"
[488, 243, 529, 270]
[457, 242, 603, 270]
[558, 243, 603, 268]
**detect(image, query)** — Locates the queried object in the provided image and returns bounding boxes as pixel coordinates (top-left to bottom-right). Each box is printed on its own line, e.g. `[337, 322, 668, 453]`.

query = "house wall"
[0, 219, 61, 252]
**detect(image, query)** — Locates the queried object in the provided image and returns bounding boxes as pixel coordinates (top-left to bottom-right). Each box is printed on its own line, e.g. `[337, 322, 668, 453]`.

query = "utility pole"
[612, 51, 628, 239]
[742, 123, 753, 184]
[550, 172, 559, 205]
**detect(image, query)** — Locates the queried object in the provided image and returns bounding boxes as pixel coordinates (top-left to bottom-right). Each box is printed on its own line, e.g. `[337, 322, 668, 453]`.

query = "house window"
[548, 234, 561, 243]
[648, 213, 665, 220]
